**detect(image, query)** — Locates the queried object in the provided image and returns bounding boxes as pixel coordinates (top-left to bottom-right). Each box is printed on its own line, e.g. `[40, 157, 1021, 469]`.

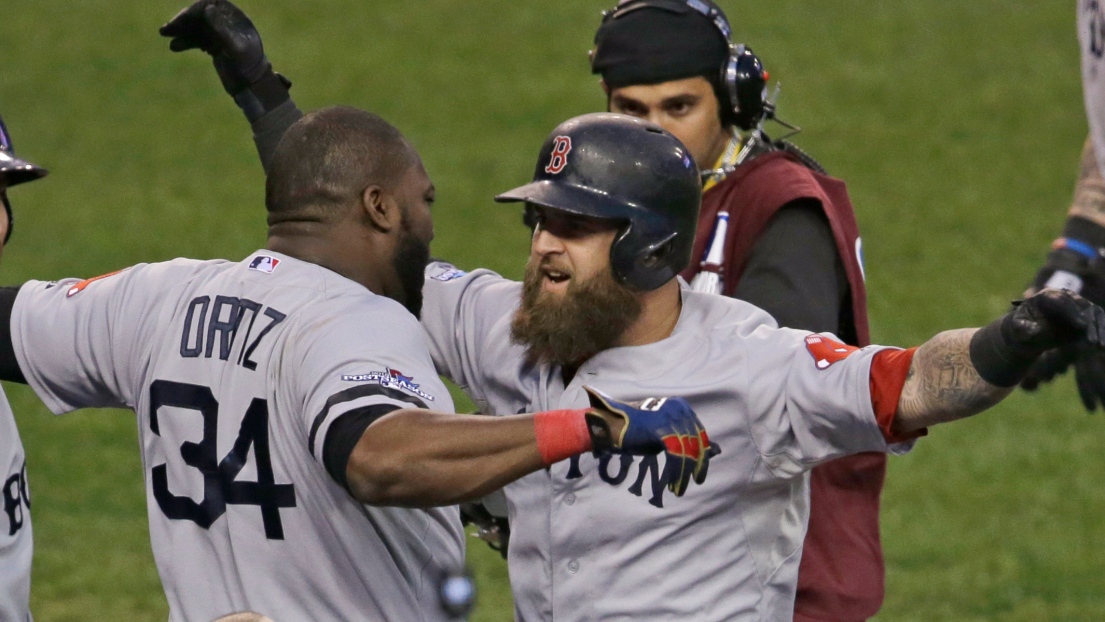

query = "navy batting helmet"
[0, 115, 49, 243]
[495, 113, 701, 291]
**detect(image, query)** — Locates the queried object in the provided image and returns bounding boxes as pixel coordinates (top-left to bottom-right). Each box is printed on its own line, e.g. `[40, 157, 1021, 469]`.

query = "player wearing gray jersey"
[14, 253, 465, 621]
[0, 107, 716, 621]
[0, 114, 48, 622]
[419, 115, 1105, 621]
[423, 261, 895, 619]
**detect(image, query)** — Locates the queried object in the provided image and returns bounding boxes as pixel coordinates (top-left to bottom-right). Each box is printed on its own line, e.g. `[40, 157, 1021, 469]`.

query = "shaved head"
[265, 105, 416, 221]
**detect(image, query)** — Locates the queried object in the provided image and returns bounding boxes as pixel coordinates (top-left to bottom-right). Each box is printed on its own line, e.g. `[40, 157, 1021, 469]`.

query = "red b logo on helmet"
[544, 136, 572, 175]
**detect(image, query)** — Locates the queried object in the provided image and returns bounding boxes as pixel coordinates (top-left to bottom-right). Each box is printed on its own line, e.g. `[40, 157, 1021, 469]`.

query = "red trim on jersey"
[533, 408, 591, 465]
[869, 347, 927, 444]
[65, 268, 128, 298]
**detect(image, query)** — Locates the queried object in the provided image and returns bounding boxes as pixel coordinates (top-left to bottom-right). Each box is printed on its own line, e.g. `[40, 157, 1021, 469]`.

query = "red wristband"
[533, 409, 592, 466]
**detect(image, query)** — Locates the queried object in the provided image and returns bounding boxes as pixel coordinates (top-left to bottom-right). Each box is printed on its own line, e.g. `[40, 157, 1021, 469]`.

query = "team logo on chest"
[341, 368, 435, 401]
[544, 136, 573, 174]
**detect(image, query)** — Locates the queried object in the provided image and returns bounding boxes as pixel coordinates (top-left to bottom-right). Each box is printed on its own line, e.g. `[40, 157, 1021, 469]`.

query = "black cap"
[591, 0, 730, 89]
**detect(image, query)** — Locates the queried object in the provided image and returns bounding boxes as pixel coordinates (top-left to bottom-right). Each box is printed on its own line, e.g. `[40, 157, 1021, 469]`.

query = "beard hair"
[510, 257, 642, 367]
[392, 220, 430, 318]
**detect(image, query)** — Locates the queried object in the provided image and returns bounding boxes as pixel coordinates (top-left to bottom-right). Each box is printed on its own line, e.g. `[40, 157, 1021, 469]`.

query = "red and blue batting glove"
[583, 387, 721, 497]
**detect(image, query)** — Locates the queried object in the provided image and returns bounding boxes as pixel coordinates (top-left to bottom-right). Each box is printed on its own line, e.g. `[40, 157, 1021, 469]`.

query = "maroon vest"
[681, 151, 886, 621]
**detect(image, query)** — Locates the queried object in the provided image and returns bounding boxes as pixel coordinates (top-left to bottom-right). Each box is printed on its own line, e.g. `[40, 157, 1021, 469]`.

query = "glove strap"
[233, 72, 293, 123]
[969, 313, 1044, 387]
[533, 409, 591, 466]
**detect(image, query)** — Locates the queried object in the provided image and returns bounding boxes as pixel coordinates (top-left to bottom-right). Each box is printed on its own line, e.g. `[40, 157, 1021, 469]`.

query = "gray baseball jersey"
[11, 251, 463, 622]
[1082, 0, 1105, 177]
[421, 261, 901, 621]
[0, 388, 32, 622]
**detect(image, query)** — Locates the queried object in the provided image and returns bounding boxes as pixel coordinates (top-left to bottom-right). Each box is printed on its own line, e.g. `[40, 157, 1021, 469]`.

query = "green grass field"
[1, 1, 1101, 620]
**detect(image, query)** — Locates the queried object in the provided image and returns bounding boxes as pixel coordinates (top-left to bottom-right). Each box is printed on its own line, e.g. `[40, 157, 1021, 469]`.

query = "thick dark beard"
[510, 258, 642, 367]
[393, 227, 430, 318]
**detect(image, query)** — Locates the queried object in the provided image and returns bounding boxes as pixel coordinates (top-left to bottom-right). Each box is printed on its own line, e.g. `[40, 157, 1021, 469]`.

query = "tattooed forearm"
[893, 328, 1013, 433]
[1067, 138, 1105, 228]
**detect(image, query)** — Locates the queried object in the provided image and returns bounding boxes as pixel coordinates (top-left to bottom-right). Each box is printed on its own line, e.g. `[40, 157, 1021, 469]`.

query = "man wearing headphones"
[589, 2, 882, 620]
[0, 114, 48, 622]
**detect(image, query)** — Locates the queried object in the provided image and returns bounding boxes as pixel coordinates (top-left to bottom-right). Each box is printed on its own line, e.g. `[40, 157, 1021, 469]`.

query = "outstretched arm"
[892, 289, 1105, 433]
[161, 0, 301, 173]
[894, 328, 1008, 431]
[338, 389, 717, 507]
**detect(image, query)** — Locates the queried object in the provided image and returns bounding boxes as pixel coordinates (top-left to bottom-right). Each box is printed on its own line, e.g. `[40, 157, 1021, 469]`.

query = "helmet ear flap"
[610, 219, 680, 290]
[639, 233, 678, 269]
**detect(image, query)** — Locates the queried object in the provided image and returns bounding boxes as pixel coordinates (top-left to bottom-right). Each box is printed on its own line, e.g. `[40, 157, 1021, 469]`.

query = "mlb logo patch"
[805, 334, 859, 370]
[249, 255, 281, 274]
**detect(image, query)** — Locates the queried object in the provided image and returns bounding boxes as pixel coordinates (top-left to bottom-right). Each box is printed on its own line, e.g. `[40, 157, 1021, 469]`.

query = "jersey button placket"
[566, 559, 580, 574]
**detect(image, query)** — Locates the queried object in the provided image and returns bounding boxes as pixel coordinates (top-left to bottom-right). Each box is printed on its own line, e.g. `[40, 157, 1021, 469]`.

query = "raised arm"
[893, 289, 1105, 433]
[160, 0, 302, 173]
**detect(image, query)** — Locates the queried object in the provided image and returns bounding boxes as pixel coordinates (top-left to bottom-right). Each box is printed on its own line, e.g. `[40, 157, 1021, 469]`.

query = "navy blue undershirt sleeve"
[322, 403, 403, 492]
[251, 99, 304, 174]
[0, 286, 25, 384]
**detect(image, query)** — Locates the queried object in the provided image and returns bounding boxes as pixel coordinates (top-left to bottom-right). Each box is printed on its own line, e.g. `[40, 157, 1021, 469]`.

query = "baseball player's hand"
[1004, 289, 1105, 353]
[582, 387, 720, 497]
[160, 0, 270, 96]
[1072, 346, 1105, 411]
[1019, 345, 1077, 391]
[459, 502, 510, 559]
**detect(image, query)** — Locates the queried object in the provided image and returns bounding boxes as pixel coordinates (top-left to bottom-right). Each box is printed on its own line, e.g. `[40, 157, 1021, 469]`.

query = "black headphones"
[593, 0, 770, 130]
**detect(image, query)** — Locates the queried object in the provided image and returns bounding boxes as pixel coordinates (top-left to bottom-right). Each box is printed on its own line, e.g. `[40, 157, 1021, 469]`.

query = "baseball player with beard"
[0, 114, 47, 622]
[0, 106, 715, 621]
[417, 115, 1105, 620]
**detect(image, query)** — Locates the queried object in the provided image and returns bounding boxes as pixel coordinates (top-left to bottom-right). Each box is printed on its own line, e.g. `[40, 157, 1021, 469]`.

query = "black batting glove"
[1020, 221, 1105, 411]
[972, 289, 1105, 388]
[161, 0, 271, 96]
[1019, 345, 1077, 391]
[1021, 340, 1105, 413]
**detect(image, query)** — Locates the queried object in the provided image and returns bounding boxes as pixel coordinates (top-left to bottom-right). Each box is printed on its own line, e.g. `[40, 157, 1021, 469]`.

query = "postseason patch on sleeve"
[428, 263, 467, 282]
[804, 334, 859, 370]
[341, 368, 435, 402]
